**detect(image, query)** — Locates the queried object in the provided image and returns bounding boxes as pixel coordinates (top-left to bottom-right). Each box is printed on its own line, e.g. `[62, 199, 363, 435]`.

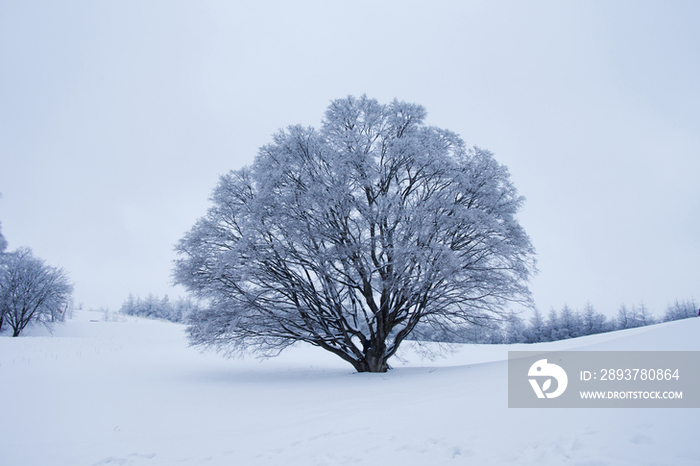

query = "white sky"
[1, 1, 698, 317]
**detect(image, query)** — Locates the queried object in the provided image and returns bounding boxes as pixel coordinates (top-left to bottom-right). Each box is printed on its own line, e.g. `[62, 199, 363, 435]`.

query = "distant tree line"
[0, 220, 73, 337]
[118, 293, 200, 323]
[411, 299, 698, 345]
[661, 299, 699, 322]
[122, 288, 698, 347]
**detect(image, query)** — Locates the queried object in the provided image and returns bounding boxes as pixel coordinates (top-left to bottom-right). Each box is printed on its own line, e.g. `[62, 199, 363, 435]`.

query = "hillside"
[1, 311, 698, 465]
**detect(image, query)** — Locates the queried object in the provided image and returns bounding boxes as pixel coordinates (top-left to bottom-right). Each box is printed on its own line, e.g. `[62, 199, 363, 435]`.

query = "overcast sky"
[1, 1, 698, 318]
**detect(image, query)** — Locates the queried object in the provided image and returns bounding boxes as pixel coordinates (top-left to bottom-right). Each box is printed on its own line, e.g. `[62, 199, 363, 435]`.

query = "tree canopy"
[174, 95, 536, 372]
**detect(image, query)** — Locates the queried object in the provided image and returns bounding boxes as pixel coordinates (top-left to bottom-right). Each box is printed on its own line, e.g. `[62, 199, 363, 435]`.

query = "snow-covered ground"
[1, 310, 698, 466]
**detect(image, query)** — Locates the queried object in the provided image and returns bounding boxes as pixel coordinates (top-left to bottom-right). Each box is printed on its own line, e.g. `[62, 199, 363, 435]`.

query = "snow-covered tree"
[523, 308, 546, 343]
[0, 247, 73, 336]
[616, 302, 655, 329]
[0, 192, 7, 254]
[579, 301, 607, 335]
[544, 308, 559, 342]
[0, 222, 7, 254]
[554, 304, 580, 339]
[616, 304, 633, 330]
[172, 297, 198, 322]
[503, 311, 526, 344]
[120, 293, 137, 316]
[174, 95, 536, 372]
[631, 303, 654, 327]
[663, 299, 697, 322]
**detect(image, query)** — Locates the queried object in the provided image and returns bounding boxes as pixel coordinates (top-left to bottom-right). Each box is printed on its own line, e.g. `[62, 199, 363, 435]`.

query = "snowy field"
[1, 310, 699, 466]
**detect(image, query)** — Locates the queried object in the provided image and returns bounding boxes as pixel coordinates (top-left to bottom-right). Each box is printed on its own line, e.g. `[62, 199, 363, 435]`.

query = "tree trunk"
[365, 353, 390, 372]
[352, 338, 390, 373]
[352, 357, 390, 373]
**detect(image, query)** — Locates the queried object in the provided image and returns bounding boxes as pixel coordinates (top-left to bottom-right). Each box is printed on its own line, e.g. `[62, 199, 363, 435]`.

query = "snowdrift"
[1, 311, 698, 465]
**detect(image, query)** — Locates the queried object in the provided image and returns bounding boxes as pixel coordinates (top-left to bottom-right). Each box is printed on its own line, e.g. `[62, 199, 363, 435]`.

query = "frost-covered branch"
[174, 95, 536, 372]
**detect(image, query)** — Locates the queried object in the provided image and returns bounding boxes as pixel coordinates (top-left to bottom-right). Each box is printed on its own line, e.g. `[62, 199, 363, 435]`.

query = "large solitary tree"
[174, 96, 536, 372]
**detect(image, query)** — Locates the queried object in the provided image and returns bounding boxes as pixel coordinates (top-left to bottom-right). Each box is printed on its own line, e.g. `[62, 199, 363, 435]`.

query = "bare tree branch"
[174, 95, 536, 372]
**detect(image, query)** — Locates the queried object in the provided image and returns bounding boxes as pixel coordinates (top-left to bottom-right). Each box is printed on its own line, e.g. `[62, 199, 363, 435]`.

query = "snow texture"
[1, 310, 698, 465]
